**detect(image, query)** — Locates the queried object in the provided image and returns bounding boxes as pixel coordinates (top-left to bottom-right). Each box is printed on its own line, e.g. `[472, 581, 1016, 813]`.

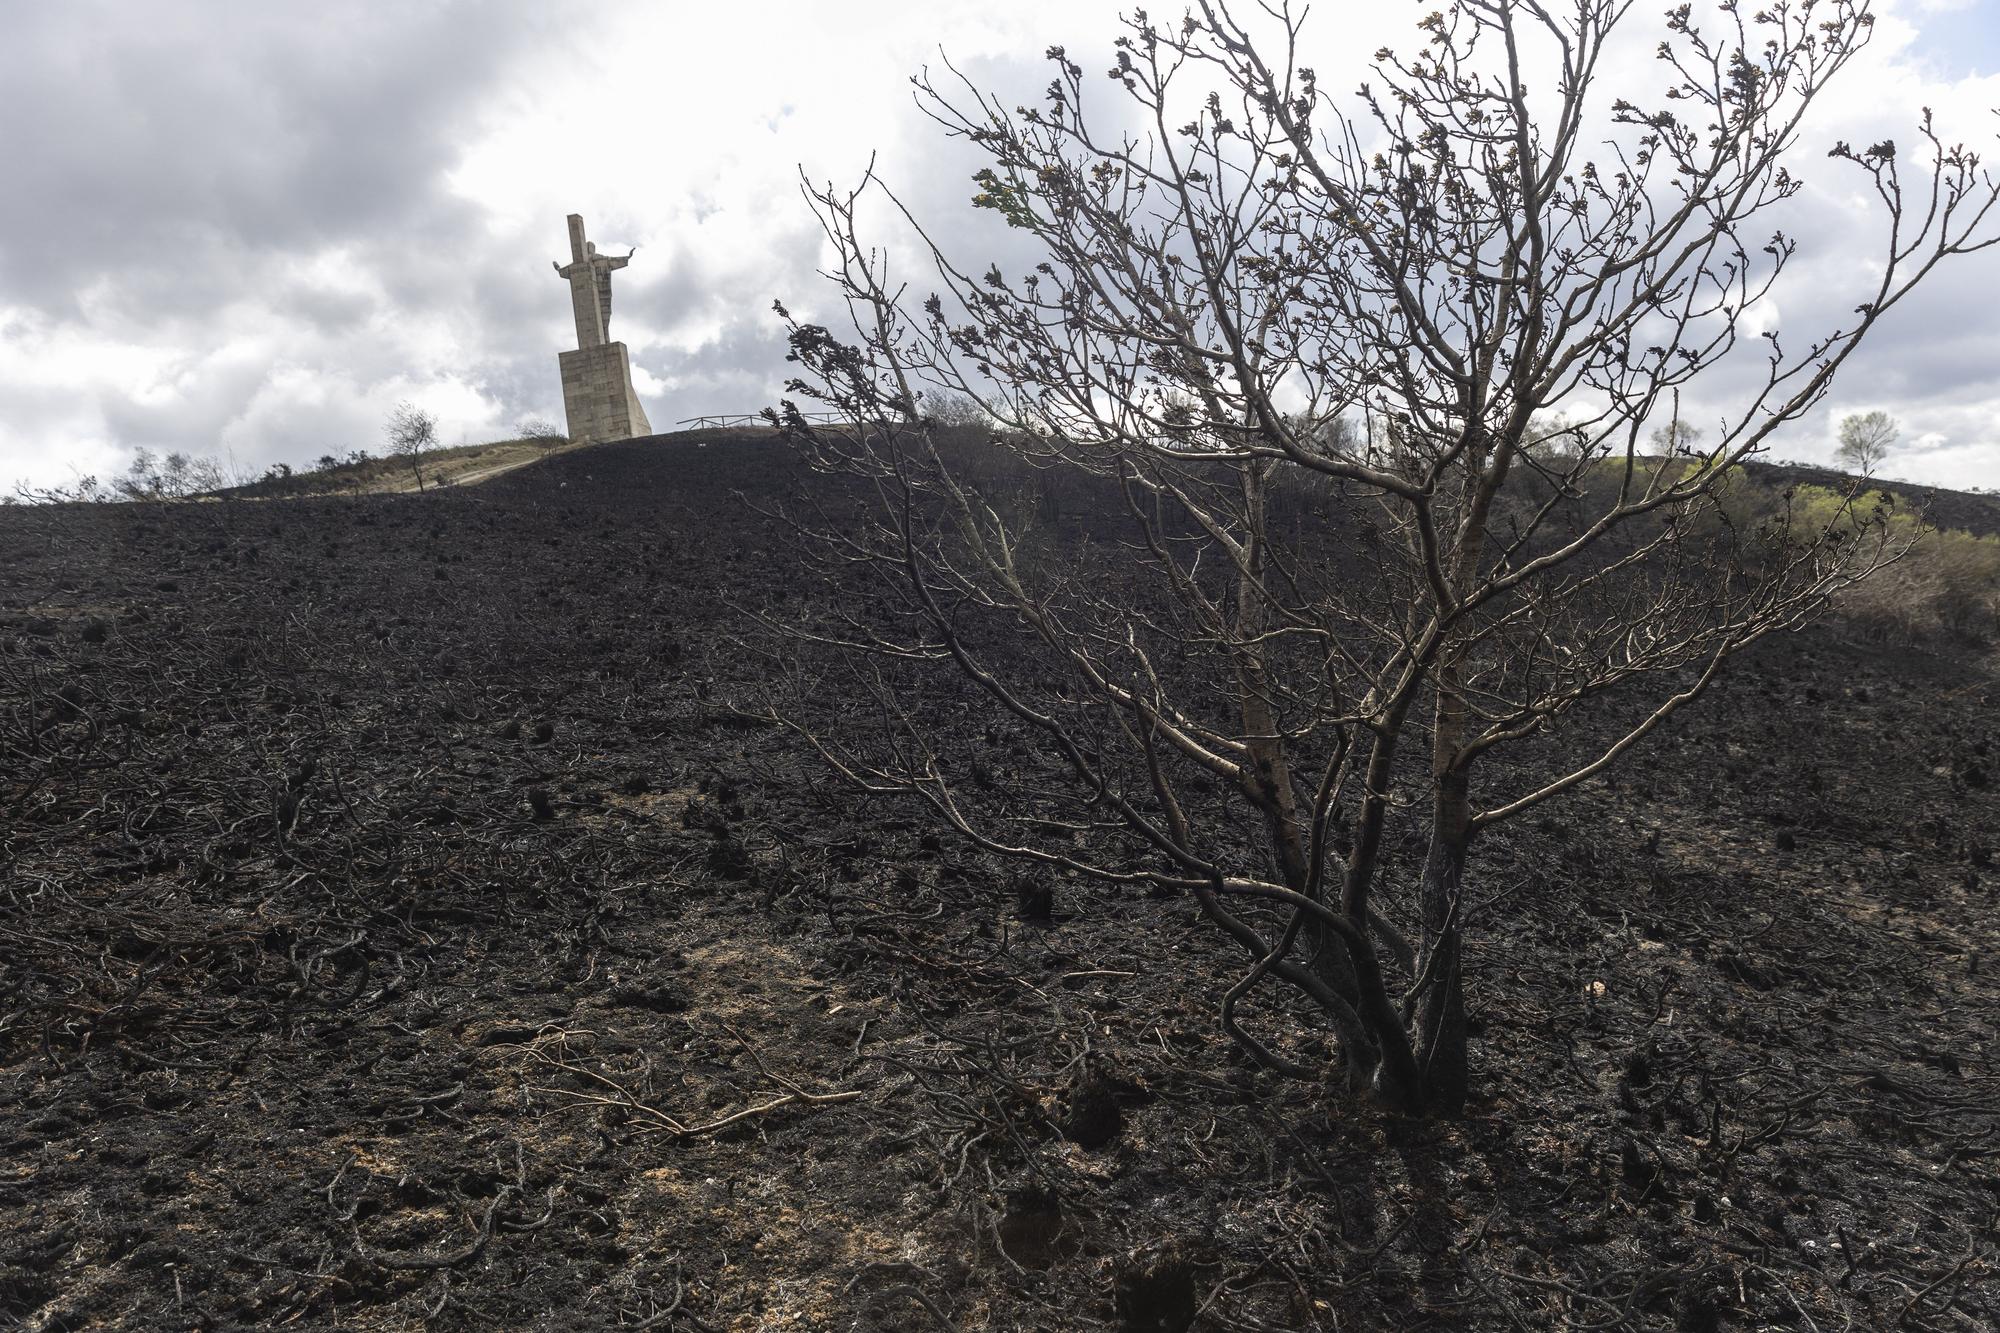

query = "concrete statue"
[554, 214, 652, 444]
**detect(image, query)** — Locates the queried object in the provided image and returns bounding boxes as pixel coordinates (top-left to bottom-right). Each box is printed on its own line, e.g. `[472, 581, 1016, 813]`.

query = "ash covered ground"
[3, 432, 1995, 1330]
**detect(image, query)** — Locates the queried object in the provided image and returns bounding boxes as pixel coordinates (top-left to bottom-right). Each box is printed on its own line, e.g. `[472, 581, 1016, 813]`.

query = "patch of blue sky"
[1902, 1, 2000, 81]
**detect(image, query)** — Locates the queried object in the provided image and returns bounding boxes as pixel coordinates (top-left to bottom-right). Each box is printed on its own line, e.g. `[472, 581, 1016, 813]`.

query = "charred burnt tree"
[766, 0, 1997, 1115]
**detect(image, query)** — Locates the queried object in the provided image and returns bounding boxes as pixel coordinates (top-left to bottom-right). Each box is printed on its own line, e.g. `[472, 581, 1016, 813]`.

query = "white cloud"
[0, 0, 1995, 492]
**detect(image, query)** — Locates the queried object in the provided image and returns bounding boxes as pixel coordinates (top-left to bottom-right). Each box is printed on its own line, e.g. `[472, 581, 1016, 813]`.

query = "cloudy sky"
[2, 0, 1996, 493]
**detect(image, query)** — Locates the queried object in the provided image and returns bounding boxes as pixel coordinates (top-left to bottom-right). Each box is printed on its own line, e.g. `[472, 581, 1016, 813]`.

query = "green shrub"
[1839, 518, 2000, 643]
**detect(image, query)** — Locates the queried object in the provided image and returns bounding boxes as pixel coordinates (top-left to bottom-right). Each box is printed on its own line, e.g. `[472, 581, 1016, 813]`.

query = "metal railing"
[674, 412, 846, 430]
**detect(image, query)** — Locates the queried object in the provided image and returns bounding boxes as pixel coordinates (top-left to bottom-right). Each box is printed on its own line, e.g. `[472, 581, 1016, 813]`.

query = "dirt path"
[383, 442, 582, 493]
[449, 455, 548, 487]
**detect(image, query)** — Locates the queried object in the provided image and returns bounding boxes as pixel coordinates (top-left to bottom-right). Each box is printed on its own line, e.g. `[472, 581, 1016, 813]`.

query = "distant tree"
[10, 475, 106, 505]
[1836, 410, 1899, 474]
[1649, 419, 1707, 456]
[772, 0, 1998, 1115]
[386, 402, 437, 492]
[315, 454, 341, 473]
[919, 390, 988, 429]
[114, 449, 161, 501]
[1525, 412, 1588, 460]
[516, 418, 568, 445]
[159, 452, 220, 498]
[109, 448, 223, 501]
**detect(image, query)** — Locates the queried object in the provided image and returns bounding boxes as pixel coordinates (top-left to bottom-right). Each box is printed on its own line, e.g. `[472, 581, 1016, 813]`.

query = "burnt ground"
[2, 430, 1995, 1331]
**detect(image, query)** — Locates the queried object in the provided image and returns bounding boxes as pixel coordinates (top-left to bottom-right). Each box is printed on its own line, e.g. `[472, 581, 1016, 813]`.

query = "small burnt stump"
[1060, 1072, 1124, 1151]
[995, 1184, 1066, 1270]
[1114, 1250, 1197, 1333]
[1014, 875, 1054, 923]
[707, 832, 751, 881]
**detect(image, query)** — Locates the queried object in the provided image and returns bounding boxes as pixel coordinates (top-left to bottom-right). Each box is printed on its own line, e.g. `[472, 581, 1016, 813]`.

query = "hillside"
[2, 431, 1995, 1331]
[219, 435, 588, 499]
[1743, 459, 2000, 539]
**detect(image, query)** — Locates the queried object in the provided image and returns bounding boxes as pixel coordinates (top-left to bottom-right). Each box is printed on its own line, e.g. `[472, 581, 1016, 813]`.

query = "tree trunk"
[1356, 948, 1426, 1113]
[1417, 426, 1499, 1116]
[1415, 773, 1471, 1115]
[1231, 463, 1362, 1011]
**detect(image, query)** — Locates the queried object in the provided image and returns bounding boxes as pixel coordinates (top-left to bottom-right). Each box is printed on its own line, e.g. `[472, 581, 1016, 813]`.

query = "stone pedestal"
[559, 342, 652, 444]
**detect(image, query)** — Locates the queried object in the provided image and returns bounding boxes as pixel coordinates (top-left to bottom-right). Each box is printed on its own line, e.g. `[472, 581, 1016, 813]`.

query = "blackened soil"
[2, 431, 1995, 1330]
